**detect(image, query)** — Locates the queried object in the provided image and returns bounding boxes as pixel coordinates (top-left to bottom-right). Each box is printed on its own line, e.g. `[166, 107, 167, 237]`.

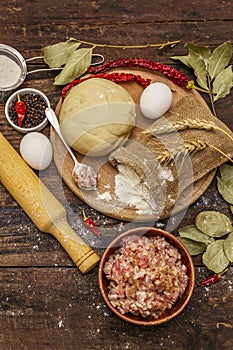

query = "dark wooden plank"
[0, 1, 232, 349]
[0, 21, 232, 60]
[1, 0, 233, 24]
[0, 267, 232, 350]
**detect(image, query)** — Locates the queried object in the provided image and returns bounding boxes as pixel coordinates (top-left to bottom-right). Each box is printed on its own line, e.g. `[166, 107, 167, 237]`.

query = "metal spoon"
[45, 107, 97, 191]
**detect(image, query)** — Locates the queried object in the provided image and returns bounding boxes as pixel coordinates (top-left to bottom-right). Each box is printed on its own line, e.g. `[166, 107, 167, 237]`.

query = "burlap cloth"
[109, 95, 233, 218]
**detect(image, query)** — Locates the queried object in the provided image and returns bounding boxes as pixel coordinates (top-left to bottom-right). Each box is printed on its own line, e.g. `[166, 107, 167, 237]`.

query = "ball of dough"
[59, 78, 136, 156]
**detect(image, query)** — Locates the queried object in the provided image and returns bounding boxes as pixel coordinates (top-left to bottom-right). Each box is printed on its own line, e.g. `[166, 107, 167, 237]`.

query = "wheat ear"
[156, 140, 207, 163]
[143, 119, 233, 144]
[156, 140, 233, 165]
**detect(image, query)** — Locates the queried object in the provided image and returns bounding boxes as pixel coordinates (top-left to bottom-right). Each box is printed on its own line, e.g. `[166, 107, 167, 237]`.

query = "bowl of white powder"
[0, 44, 27, 103]
[99, 227, 195, 326]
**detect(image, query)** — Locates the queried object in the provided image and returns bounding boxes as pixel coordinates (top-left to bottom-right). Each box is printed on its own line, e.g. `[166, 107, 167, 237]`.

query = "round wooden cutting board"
[50, 68, 216, 222]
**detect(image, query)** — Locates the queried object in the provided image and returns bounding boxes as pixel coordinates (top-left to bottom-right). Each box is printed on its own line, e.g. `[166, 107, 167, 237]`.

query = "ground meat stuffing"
[103, 235, 189, 319]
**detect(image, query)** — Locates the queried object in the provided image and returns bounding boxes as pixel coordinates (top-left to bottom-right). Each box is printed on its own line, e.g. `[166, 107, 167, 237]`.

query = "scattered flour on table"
[58, 320, 64, 328]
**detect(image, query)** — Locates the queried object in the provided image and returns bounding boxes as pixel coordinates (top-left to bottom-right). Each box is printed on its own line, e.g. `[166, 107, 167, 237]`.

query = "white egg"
[140, 82, 173, 119]
[20, 132, 53, 170]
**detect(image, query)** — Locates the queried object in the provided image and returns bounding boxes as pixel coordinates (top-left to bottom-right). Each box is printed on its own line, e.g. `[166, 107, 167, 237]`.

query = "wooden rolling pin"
[0, 132, 100, 273]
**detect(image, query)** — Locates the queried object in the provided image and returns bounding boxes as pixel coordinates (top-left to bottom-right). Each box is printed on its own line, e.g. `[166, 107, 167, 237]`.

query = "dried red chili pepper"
[62, 58, 210, 101]
[62, 72, 151, 101]
[82, 210, 101, 238]
[15, 94, 26, 127]
[87, 58, 190, 87]
[198, 269, 228, 287]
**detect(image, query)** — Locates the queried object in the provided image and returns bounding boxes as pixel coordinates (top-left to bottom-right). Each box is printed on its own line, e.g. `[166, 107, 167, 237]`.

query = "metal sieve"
[0, 44, 27, 103]
[0, 43, 104, 104]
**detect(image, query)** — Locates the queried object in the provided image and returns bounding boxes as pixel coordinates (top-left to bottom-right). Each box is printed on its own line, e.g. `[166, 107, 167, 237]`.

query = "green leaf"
[195, 211, 233, 237]
[171, 42, 211, 71]
[217, 177, 233, 205]
[179, 225, 214, 245]
[187, 43, 211, 68]
[44, 38, 81, 68]
[217, 164, 233, 204]
[54, 48, 93, 85]
[208, 41, 232, 79]
[190, 56, 208, 90]
[219, 164, 233, 179]
[170, 55, 192, 68]
[202, 240, 229, 274]
[213, 65, 233, 101]
[171, 42, 233, 102]
[186, 44, 208, 90]
[177, 237, 206, 256]
[224, 232, 233, 262]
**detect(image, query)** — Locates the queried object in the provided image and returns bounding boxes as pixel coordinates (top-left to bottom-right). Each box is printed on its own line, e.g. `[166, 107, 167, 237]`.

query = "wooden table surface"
[0, 1, 232, 349]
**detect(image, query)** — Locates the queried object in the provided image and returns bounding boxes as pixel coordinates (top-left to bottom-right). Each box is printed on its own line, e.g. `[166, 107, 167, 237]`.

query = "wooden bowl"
[98, 227, 195, 326]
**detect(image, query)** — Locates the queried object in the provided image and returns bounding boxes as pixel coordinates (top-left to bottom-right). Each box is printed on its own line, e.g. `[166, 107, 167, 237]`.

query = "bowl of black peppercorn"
[5, 88, 50, 133]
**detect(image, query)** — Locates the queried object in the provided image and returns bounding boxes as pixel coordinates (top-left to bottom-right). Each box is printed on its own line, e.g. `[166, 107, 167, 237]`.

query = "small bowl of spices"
[98, 227, 195, 326]
[5, 88, 50, 133]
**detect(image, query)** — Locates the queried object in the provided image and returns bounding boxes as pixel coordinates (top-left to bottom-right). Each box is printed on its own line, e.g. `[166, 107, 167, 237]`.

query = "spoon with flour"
[45, 107, 97, 191]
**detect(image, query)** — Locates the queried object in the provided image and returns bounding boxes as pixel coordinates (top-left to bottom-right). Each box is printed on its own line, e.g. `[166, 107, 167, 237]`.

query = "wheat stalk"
[143, 119, 215, 134]
[156, 140, 206, 163]
[156, 140, 233, 165]
[143, 119, 233, 144]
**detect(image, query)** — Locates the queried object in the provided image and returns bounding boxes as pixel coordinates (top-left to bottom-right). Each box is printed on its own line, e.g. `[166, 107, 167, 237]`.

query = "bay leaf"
[217, 164, 233, 204]
[187, 43, 211, 68]
[208, 41, 232, 80]
[224, 232, 233, 262]
[54, 48, 92, 85]
[187, 50, 208, 90]
[184, 43, 210, 89]
[195, 211, 233, 237]
[179, 225, 214, 245]
[202, 240, 229, 274]
[217, 177, 233, 205]
[177, 237, 206, 256]
[219, 164, 233, 179]
[44, 38, 81, 68]
[171, 42, 211, 71]
[170, 55, 192, 68]
[213, 65, 233, 101]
